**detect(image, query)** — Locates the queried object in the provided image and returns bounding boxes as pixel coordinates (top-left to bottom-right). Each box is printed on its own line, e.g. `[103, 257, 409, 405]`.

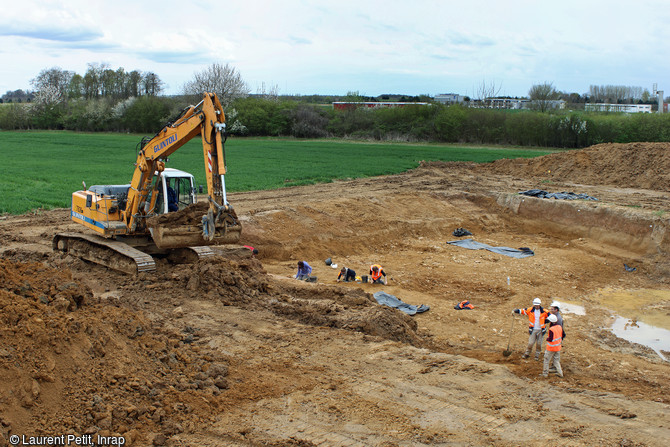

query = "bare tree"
[256, 82, 280, 101]
[142, 72, 164, 96]
[83, 62, 109, 99]
[588, 85, 644, 104]
[474, 79, 502, 107]
[182, 63, 250, 108]
[529, 82, 559, 112]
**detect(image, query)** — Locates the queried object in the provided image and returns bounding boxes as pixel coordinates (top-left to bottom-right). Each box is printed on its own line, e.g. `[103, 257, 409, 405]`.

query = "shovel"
[503, 314, 516, 357]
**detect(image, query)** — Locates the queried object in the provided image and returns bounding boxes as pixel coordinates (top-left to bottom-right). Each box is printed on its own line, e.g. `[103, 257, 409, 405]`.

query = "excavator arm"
[123, 92, 230, 233]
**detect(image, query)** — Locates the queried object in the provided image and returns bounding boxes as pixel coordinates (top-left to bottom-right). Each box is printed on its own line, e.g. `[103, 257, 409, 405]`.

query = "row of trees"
[29, 63, 165, 103]
[2, 92, 669, 148]
[2, 62, 669, 148]
[529, 83, 660, 105]
[231, 98, 670, 147]
[6, 61, 662, 108]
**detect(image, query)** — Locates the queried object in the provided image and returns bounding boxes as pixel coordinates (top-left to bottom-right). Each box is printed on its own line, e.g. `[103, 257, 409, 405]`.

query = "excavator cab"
[154, 168, 196, 214]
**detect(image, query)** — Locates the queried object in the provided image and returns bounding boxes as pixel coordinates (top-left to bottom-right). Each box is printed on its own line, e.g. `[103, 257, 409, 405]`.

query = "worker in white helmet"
[513, 298, 550, 360]
[542, 313, 565, 378]
[549, 301, 563, 327]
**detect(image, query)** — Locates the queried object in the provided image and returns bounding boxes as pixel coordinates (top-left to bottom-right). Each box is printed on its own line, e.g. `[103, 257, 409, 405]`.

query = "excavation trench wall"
[493, 193, 669, 256]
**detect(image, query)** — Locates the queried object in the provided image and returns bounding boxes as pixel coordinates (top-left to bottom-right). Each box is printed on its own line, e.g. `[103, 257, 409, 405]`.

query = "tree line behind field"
[3, 93, 670, 148]
[1, 63, 669, 148]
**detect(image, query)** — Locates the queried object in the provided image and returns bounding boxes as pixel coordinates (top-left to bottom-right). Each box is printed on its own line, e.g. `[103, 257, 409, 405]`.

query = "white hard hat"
[547, 314, 558, 323]
[532, 298, 541, 305]
[550, 301, 560, 308]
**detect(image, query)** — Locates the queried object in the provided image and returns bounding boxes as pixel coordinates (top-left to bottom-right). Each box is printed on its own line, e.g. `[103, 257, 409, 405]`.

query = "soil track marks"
[1, 142, 669, 446]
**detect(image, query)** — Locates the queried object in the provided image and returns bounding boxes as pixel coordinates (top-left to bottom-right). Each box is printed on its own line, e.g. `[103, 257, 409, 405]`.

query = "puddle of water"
[559, 302, 585, 316]
[609, 317, 670, 361]
[591, 287, 670, 330]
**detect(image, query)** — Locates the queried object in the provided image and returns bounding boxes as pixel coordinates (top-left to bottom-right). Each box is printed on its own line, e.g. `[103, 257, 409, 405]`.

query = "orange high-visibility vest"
[520, 306, 548, 329]
[370, 265, 384, 281]
[546, 325, 563, 352]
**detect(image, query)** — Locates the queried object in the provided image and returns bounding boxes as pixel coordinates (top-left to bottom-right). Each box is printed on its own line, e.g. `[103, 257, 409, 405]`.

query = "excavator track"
[53, 232, 156, 275]
[165, 245, 216, 264]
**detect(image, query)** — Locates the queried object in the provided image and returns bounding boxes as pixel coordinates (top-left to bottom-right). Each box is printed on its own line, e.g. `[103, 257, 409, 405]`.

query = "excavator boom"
[55, 93, 242, 273]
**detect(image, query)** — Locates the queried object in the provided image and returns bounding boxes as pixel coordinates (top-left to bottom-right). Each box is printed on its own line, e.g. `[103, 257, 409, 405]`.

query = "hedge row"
[2, 96, 669, 148]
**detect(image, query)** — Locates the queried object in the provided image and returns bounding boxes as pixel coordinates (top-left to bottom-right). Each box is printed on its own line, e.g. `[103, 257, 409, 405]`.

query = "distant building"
[488, 98, 530, 109]
[532, 99, 566, 110]
[585, 103, 652, 113]
[434, 93, 467, 104]
[332, 102, 430, 110]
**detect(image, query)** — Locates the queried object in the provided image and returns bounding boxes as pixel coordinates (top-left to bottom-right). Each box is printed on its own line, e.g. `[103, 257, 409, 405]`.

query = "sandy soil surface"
[1, 142, 669, 446]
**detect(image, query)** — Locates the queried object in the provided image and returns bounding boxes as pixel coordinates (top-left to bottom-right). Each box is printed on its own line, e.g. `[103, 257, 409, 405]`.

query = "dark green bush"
[121, 96, 172, 133]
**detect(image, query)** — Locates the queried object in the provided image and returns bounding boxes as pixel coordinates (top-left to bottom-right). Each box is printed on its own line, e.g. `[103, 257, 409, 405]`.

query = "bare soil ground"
[1, 142, 669, 446]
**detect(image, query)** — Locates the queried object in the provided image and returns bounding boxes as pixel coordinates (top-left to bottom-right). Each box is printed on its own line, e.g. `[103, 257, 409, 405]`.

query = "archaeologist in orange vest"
[513, 298, 549, 360]
[369, 264, 387, 285]
[542, 313, 565, 378]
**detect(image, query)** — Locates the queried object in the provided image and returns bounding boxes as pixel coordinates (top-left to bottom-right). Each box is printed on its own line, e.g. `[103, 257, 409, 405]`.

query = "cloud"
[134, 49, 213, 65]
[0, 26, 102, 42]
[288, 35, 312, 45]
[0, 1, 102, 43]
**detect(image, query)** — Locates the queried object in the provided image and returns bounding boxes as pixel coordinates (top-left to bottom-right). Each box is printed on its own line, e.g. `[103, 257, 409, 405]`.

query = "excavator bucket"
[146, 202, 241, 250]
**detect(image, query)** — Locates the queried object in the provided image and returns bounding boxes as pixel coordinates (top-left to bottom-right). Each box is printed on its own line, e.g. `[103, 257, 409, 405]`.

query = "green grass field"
[0, 131, 557, 215]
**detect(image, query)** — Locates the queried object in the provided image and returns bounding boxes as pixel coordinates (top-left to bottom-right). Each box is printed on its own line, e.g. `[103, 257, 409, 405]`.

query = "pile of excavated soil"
[147, 257, 424, 346]
[0, 259, 233, 446]
[0, 255, 425, 445]
[146, 202, 240, 229]
[477, 142, 670, 190]
[146, 202, 210, 228]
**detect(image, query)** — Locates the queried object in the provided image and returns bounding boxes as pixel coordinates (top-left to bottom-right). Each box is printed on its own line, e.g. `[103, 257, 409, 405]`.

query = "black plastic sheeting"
[373, 291, 430, 315]
[447, 239, 535, 258]
[519, 189, 598, 201]
[452, 227, 473, 237]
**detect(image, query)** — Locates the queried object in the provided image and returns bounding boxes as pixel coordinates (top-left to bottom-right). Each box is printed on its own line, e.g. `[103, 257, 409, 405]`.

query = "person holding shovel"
[513, 298, 549, 360]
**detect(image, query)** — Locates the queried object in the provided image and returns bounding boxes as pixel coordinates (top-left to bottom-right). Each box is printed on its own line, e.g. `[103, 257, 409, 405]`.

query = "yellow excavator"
[53, 92, 242, 274]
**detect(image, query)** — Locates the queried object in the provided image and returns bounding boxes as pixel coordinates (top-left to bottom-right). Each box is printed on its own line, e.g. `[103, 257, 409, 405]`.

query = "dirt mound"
[146, 202, 210, 228]
[0, 259, 232, 446]
[146, 202, 241, 229]
[0, 254, 423, 443]
[477, 142, 670, 190]
[160, 257, 424, 345]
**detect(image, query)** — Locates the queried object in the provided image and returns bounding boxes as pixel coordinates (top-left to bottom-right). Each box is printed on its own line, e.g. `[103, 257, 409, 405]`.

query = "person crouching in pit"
[337, 266, 356, 282]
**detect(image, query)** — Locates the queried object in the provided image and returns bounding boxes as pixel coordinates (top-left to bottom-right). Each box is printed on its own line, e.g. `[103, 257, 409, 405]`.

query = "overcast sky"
[2, 0, 668, 98]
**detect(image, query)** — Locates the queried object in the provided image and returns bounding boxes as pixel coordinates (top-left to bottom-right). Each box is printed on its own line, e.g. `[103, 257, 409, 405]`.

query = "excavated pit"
[1, 142, 670, 446]
[494, 193, 669, 256]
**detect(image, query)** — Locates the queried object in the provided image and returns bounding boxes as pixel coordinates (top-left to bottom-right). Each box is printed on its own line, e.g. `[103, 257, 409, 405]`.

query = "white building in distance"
[585, 103, 652, 113]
